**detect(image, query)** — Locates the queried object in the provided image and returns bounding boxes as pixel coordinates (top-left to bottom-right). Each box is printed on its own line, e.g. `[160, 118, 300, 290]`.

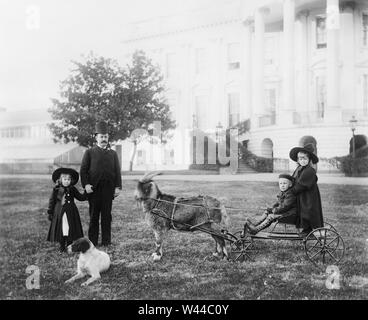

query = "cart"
[227, 220, 345, 268]
[149, 198, 345, 268]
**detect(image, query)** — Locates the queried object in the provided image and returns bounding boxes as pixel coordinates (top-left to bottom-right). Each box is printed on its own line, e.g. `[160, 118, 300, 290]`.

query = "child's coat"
[291, 165, 324, 230]
[47, 185, 87, 243]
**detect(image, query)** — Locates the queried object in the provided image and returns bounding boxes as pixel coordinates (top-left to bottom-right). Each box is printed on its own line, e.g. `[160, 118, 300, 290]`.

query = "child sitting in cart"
[244, 174, 297, 235]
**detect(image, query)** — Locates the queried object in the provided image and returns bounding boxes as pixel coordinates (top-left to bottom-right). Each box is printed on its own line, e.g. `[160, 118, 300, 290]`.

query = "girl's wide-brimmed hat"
[289, 143, 319, 164]
[52, 167, 79, 185]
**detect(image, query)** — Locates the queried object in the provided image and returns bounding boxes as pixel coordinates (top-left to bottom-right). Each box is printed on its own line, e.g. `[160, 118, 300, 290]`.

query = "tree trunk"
[129, 140, 137, 172]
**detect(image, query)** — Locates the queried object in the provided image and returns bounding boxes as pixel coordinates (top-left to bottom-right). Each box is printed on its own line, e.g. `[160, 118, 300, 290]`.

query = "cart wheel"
[323, 221, 337, 232]
[304, 227, 345, 267]
[229, 231, 257, 262]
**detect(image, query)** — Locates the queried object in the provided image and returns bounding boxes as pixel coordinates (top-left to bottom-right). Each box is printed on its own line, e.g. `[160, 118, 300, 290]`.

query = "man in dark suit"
[80, 121, 122, 246]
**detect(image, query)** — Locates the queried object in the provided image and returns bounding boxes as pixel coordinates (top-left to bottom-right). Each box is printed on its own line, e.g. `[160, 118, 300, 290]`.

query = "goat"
[134, 171, 229, 261]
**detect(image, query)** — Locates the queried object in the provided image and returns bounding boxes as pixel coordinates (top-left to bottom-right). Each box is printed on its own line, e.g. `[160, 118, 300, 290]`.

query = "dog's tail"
[110, 259, 126, 266]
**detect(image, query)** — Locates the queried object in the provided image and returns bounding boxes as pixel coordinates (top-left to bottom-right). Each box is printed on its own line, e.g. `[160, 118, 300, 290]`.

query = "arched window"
[261, 138, 273, 158]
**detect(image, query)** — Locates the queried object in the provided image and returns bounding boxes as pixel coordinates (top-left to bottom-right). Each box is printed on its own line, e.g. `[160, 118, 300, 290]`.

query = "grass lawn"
[0, 177, 367, 300]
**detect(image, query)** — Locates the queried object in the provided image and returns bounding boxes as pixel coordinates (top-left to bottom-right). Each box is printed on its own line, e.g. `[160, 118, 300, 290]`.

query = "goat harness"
[150, 195, 214, 231]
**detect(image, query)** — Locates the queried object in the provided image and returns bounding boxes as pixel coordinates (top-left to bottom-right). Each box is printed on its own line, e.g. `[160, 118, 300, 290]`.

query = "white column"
[216, 38, 225, 125]
[182, 44, 192, 167]
[296, 10, 309, 114]
[243, 18, 253, 120]
[340, 2, 356, 114]
[252, 7, 269, 127]
[279, 0, 296, 126]
[325, 0, 341, 122]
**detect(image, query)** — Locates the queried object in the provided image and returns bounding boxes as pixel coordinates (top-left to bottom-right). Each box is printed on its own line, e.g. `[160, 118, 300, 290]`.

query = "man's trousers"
[88, 180, 114, 246]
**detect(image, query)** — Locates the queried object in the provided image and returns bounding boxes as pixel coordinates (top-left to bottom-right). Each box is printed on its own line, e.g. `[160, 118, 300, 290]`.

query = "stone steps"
[236, 160, 257, 174]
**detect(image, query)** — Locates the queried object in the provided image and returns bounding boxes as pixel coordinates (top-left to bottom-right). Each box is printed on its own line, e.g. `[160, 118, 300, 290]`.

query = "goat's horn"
[139, 171, 163, 183]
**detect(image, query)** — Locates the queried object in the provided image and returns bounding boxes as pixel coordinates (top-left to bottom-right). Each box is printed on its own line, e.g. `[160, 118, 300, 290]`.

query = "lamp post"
[216, 122, 223, 144]
[349, 115, 358, 176]
[192, 114, 197, 129]
[216, 122, 223, 165]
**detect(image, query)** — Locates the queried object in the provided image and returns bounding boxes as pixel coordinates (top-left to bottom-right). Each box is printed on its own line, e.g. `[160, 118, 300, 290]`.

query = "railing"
[259, 112, 276, 127]
[341, 109, 368, 122]
[292, 110, 368, 125]
[292, 111, 324, 125]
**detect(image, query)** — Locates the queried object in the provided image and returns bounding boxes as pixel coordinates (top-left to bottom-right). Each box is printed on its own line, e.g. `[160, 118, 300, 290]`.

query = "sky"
[0, 0, 232, 112]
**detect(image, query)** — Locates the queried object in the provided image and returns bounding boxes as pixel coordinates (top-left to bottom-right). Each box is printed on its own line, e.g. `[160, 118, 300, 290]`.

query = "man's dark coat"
[80, 146, 122, 191]
[80, 145, 122, 246]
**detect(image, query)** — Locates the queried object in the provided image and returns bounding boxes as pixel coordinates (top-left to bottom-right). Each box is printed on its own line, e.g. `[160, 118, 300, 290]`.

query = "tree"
[49, 50, 176, 170]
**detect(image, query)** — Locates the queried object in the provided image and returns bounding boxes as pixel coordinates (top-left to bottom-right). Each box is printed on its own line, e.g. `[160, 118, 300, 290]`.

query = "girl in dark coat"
[47, 168, 87, 252]
[289, 143, 324, 236]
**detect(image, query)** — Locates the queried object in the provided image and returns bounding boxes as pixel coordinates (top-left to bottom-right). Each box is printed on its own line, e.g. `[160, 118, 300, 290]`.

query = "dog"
[65, 237, 111, 286]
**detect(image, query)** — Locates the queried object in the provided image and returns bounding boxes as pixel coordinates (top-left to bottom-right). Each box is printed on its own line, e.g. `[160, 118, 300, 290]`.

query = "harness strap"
[189, 220, 214, 230]
[171, 197, 179, 230]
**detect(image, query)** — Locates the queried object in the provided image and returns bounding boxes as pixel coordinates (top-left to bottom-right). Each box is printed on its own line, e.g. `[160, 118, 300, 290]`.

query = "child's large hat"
[289, 143, 319, 164]
[95, 121, 108, 135]
[52, 167, 79, 185]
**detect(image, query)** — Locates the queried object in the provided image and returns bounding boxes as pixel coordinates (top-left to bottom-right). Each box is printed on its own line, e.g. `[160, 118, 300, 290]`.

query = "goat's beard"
[136, 199, 143, 209]
[135, 199, 151, 212]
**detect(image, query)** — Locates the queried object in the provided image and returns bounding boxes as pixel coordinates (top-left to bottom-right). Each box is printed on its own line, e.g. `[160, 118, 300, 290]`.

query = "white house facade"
[121, 0, 368, 171]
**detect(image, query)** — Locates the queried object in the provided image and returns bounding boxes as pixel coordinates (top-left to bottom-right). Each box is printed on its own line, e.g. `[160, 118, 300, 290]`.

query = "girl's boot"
[59, 237, 68, 253]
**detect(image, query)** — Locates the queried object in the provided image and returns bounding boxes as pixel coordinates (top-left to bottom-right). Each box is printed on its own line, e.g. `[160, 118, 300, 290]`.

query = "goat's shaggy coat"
[134, 172, 229, 261]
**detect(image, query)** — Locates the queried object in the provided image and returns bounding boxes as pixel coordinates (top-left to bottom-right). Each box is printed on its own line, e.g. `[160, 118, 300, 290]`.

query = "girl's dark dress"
[291, 165, 324, 230]
[47, 185, 87, 244]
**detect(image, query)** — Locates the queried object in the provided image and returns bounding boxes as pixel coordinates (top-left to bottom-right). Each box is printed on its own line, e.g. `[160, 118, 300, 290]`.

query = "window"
[167, 96, 177, 120]
[265, 88, 277, 113]
[228, 93, 240, 127]
[195, 95, 208, 129]
[164, 149, 175, 165]
[363, 13, 368, 46]
[137, 150, 146, 165]
[0, 129, 8, 138]
[265, 37, 275, 65]
[227, 43, 240, 70]
[316, 16, 327, 49]
[364, 74, 368, 116]
[316, 76, 326, 118]
[195, 48, 207, 74]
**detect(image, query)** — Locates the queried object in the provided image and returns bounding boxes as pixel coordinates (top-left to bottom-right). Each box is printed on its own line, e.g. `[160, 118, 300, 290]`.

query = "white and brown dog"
[65, 237, 111, 286]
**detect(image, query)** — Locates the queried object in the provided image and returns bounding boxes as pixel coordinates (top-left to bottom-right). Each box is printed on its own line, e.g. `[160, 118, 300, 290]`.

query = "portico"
[243, 0, 360, 129]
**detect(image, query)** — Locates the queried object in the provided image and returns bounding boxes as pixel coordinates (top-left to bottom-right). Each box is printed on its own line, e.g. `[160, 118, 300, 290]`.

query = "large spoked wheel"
[229, 231, 257, 262]
[323, 221, 338, 232]
[304, 227, 345, 267]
